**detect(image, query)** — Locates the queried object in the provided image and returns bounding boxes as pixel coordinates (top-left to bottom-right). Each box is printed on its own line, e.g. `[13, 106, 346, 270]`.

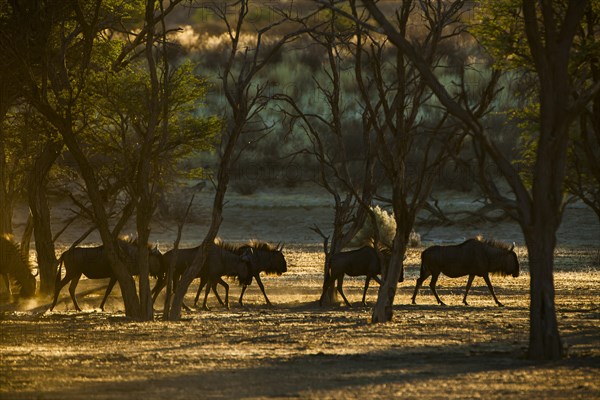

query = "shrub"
[350, 206, 396, 248]
[350, 206, 422, 248]
[409, 230, 421, 247]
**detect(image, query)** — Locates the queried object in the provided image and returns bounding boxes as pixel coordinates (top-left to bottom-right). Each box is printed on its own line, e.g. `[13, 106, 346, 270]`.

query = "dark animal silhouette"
[192, 240, 287, 307]
[152, 240, 253, 310]
[50, 239, 165, 311]
[195, 241, 253, 310]
[0, 235, 36, 299]
[319, 245, 397, 307]
[411, 238, 519, 307]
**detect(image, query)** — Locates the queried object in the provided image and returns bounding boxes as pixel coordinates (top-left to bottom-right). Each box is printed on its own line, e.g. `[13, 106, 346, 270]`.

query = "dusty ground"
[1, 187, 599, 399]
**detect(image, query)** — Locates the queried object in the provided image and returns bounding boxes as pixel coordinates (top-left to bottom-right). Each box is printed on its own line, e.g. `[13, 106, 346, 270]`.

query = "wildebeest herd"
[0, 233, 520, 310]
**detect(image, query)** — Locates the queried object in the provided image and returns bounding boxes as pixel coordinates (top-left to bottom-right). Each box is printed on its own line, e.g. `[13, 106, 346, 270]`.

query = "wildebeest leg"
[238, 284, 248, 306]
[211, 282, 226, 307]
[202, 279, 212, 310]
[151, 276, 165, 303]
[361, 277, 371, 305]
[50, 274, 74, 311]
[174, 276, 193, 312]
[68, 273, 83, 311]
[411, 270, 431, 305]
[99, 277, 117, 311]
[238, 275, 254, 306]
[483, 273, 503, 307]
[463, 275, 475, 306]
[193, 283, 203, 307]
[193, 277, 208, 308]
[215, 278, 229, 309]
[254, 275, 272, 306]
[336, 276, 352, 307]
[429, 273, 445, 306]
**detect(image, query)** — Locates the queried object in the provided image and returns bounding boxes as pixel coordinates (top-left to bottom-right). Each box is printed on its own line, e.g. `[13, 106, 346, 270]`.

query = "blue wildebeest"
[153, 240, 253, 310]
[319, 245, 397, 307]
[192, 240, 287, 307]
[49, 238, 165, 311]
[195, 240, 254, 310]
[411, 238, 519, 307]
[0, 235, 36, 299]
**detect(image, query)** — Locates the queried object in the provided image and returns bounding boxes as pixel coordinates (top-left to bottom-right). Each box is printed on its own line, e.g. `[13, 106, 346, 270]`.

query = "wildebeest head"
[505, 242, 520, 278]
[271, 244, 287, 275]
[149, 244, 165, 278]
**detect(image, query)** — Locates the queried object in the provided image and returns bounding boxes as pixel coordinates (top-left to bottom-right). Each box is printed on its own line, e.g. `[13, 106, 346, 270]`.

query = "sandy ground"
[1, 186, 599, 399]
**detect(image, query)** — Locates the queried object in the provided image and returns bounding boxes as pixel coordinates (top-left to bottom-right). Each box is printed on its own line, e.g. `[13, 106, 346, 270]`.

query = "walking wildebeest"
[192, 240, 287, 307]
[195, 241, 254, 310]
[50, 238, 165, 311]
[319, 245, 398, 307]
[152, 240, 253, 310]
[0, 235, 36, 299]
[411, 238, 519, 307]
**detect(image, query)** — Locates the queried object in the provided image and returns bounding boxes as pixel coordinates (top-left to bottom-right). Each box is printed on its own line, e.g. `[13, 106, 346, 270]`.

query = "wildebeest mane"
[213, 237, 241, 253]
[246, 239, 279, 252]
[476, 236, 513, 252]
[118, 235, 157, 250]
[365, 238, 392, 258]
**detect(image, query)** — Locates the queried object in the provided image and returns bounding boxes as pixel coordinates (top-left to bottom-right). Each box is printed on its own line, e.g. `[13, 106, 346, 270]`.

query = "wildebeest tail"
[54, 254, 65, 286]
[419, 250, 430, 277]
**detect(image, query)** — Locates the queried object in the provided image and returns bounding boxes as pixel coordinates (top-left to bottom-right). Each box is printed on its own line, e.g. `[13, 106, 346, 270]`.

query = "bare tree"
[276, 5, 377, 304]
[168, 0, 311, 320]
[347, 1, 495, 322]
[565, 4, 600, 226]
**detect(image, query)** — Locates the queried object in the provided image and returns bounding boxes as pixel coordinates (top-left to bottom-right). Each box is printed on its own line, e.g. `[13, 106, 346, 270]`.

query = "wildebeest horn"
[279, 243, 285, 252]
[509, 242, 515, 251]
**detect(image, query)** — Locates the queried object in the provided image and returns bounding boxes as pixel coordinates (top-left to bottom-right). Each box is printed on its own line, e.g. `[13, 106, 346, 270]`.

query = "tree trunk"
[27, 140, 62, 295]
[371, 226, 406, 323]
[0, 108, 13, 236]
[168, 127, 238, 320]
[136, 211, 153, 321]
[60, 127, 142, 318]
[0, 196, 13, 236]
[168, 189, 224, 320]
[524, 226, 562, 359]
